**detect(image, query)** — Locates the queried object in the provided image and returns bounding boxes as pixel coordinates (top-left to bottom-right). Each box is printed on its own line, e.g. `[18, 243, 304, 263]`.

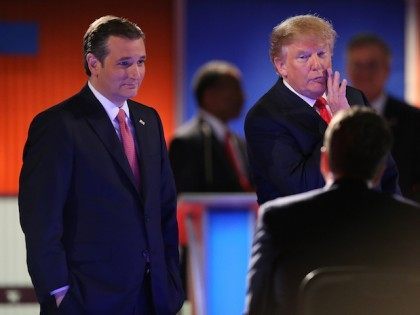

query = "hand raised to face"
[326, 68, 350, 115]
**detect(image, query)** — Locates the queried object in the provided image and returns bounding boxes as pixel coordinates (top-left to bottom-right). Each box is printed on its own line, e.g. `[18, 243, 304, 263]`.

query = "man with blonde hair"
[244, 14, 400, 205]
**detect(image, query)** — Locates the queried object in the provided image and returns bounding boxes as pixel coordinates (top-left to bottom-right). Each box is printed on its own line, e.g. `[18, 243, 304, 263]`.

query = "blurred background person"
[346, 33, 420, 202]
[169, 60, 252, 194]
[168, 60, 253, 303]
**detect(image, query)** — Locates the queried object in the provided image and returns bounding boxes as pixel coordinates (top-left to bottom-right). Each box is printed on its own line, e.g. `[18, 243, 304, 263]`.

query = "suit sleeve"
[18, 110, 72, 303]
[154, 110, 184, 305]
[245, 108, 324, 203]
[169, 137, 203, 193]
[244, 207, 280, 315]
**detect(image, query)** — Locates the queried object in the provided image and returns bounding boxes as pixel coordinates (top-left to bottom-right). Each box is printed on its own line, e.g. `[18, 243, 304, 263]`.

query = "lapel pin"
[139, 119, 145, 125]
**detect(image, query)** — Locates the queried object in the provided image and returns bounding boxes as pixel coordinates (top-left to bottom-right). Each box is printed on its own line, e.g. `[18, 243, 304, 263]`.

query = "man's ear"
[86, 53, 100, 76]
[274, 57, 287, 77]
[320, 147, 332, 182]
[371, 161, 386, 188]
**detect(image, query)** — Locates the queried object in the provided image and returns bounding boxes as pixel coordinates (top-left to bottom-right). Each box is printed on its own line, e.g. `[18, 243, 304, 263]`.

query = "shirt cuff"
[50, 285, 69, 296]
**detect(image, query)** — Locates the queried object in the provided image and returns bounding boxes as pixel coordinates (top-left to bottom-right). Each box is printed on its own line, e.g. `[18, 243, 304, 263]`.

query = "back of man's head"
[323, 106, 392, 181]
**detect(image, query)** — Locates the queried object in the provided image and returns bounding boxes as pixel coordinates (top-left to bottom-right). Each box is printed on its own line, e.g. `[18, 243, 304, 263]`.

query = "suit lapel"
[79, 86, 141, 195]
[273, 78, 327, 135]
[128, 102, 149, 198]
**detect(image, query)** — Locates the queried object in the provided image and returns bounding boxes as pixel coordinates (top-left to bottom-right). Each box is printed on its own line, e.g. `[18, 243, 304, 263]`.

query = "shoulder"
[385, 95, 420, 117]
[389, 193, 420, 209]
[29, 89, 88, 130]
[172, 117, 202, 140]
[245, 78, 298, 129]
[259, 188, 325, 225]
[128, 99, 158, 117]
[346, 85, 368, 106]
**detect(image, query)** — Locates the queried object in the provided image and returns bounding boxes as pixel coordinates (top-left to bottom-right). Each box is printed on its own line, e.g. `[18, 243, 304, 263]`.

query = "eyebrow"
[116, 55, 146, 62]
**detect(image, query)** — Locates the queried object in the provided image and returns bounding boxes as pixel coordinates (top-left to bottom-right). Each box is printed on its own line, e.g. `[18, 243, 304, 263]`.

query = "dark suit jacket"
[384, 95, 420, 202]
[18, 85, 184, 314]
[244, 179, 420, 315]
[169, 116, 250, 193]
[244, 78, 400, 204]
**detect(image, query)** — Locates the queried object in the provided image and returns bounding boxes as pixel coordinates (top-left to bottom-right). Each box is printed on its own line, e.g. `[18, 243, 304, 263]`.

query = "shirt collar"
[88, 81, 130, 121]
[369, 92, 387, 115]
[283, 79, 327, 107]
[199, 109, 228, 142]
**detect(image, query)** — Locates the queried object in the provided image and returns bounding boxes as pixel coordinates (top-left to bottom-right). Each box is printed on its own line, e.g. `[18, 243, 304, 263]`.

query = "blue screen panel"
[204, 208, 255, 315]
[0, 22, 39, 54]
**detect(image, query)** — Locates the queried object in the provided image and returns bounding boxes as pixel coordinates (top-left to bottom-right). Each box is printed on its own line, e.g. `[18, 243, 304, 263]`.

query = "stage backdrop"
[0, 0, 176, 195]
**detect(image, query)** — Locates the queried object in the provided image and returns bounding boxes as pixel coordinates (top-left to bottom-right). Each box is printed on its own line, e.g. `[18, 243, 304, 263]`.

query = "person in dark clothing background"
[346, 33, 420, 202]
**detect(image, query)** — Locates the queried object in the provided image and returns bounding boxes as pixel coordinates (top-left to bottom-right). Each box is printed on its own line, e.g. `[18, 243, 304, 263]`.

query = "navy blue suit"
[244, 78, 400, 204]
[383, 95, 420, 202]
[245, 179, 420, 315]
[19, 85, 183, 314]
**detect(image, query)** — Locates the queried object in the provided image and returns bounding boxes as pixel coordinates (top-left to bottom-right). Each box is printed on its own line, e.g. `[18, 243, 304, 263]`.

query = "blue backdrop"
[183, 0, 405, 136]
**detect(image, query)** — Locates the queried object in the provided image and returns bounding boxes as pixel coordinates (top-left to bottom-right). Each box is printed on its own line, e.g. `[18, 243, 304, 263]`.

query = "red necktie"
[224, 131, 253, 192]
[314, 97, 332, 124]
[117, 109, 140, 187]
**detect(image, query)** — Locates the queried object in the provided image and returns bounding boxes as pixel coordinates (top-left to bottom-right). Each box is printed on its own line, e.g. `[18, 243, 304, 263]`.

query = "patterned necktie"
[117, 108, 140, 187]
[314, 97, 332, 124]
[224, 131, 253, 192]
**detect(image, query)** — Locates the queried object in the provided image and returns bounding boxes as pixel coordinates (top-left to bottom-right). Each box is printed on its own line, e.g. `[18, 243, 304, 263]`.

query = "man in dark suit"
[168, 60, 252, 300]
[169, 60, 252, 193]
[244, 14, 400, 205]
[18, 16, 183, 314]
[244, 106, 420, 315]
[346, 33, 420, 202]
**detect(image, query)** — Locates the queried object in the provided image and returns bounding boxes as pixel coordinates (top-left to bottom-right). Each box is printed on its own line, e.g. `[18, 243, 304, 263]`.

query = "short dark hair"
[324, 106, 393, 180]
[83, 15, 145, 76]
[346, 33, 391, 59]
[192, 60, 241, 107]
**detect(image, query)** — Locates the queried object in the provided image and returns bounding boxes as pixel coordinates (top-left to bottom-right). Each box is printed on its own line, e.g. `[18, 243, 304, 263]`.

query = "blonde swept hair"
[269, 14, 337, 64]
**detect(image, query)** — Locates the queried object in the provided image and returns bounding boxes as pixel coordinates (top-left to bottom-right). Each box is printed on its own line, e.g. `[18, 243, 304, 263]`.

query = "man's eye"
[137, 59, 145, 65]
[318, 51, 327, 57]
[118, 61, 131, 66]
[298, 54, 309, 60]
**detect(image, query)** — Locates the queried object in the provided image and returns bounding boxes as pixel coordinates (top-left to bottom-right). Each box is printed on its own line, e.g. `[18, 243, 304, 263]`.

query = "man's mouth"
[311, 76, 326, 83]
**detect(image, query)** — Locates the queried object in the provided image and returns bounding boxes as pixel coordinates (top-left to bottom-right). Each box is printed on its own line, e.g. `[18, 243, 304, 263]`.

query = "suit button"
[144, 215, 150, 222]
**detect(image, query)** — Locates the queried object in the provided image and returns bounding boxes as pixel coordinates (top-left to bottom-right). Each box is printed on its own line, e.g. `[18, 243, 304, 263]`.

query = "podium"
[177, 193, 258, 315]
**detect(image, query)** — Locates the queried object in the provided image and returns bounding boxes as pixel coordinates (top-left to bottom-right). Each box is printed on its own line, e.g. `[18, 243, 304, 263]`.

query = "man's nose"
[128, 64, 140, 79]
[309, 55, 322, 69]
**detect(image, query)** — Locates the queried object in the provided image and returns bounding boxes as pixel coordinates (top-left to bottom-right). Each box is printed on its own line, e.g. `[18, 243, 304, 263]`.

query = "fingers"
[326, 68, 350, 113]
[339, 78, 347, 96]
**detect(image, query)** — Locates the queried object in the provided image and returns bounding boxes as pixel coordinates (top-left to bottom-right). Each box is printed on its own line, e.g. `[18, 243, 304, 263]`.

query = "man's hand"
[54, 287, 68, 307]
[326, 68, 350, 115]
